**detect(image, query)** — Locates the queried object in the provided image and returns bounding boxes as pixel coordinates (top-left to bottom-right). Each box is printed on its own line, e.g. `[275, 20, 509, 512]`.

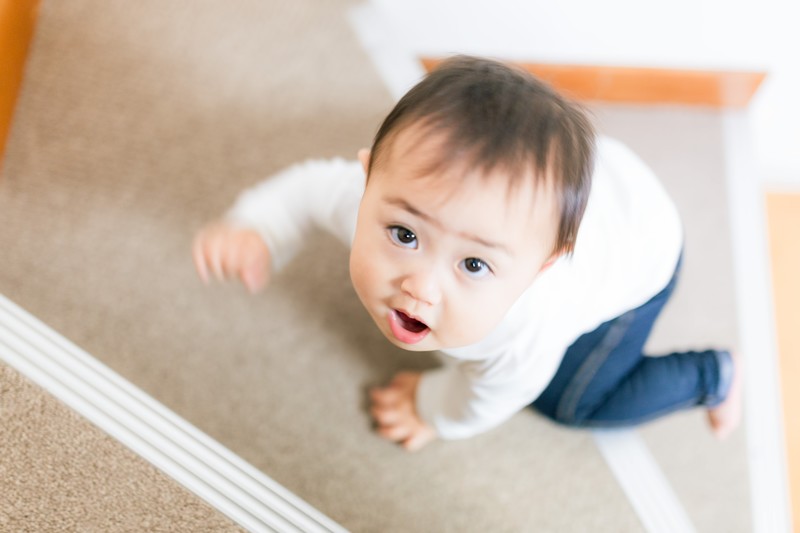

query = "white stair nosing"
[594, 430, 696, 533]
[0, 295, 348, 533]
[0, 300, 320, 528]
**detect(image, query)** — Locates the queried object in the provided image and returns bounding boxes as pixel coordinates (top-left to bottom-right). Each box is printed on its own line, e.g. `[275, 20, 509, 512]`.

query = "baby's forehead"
[379, 138, 558, 222]
[378, 122, 551, 190]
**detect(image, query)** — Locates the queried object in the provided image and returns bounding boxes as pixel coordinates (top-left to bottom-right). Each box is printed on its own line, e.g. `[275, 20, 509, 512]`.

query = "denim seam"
[575, 397, 699, 428]
[555, 310, 636, 424]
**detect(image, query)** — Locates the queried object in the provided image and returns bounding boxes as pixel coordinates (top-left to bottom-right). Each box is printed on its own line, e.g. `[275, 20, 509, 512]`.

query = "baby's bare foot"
[707, 350, 743, 440]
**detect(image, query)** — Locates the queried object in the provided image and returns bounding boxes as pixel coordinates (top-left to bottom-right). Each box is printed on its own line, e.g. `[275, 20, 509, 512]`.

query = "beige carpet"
[0, 1, 750, 531]
[0, 361, 242, 532]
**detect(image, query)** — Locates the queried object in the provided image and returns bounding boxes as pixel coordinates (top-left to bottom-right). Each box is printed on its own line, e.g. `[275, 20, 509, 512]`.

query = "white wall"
[371, 0, 800, 185]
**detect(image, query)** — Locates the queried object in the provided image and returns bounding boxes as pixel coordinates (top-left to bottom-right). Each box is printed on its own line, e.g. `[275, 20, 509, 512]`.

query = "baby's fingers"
[377, 422, 413, 442]
[402, 427, 436, 452]
[193, 227, 227, 283]
[204, 233, 227, 281]
[369, 386, 402, 407]
[220, 237, 243, 281]
[192, 235, 210, 284]
[370, 404, 406, 426]
[240, 266, 267, 294]
[238, 242, 270, 293]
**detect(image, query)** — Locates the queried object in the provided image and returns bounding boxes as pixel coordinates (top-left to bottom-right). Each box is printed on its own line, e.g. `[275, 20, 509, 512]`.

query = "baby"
[193, 56, 741, 451]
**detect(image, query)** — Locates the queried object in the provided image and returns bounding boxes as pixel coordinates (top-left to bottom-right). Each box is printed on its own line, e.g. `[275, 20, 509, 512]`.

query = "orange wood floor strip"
[420, 57, 766, 108]
[766, 192, 800, 532]
[0, 0, 40, 169]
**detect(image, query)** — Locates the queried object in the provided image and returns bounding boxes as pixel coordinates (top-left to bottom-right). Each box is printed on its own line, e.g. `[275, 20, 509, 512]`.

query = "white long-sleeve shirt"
[226, 136, 683, 439]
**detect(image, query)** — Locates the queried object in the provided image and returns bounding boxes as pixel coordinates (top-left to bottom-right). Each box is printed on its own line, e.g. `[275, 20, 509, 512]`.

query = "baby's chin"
[388, 337, 437, 352]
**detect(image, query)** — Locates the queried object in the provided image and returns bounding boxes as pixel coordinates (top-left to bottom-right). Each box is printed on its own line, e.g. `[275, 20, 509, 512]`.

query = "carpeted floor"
[0, 1, 751, 531]
[0, 361, 243, 532]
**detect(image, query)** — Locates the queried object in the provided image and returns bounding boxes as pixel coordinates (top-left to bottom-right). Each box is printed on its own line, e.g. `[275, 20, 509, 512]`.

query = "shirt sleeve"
[415, 340, 563, 440]
[414, 363, 509, 440]
[225, 158, 364, 271]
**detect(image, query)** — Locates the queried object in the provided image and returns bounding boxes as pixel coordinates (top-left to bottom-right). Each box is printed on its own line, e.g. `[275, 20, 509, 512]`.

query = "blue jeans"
[532, 255, 733, 428]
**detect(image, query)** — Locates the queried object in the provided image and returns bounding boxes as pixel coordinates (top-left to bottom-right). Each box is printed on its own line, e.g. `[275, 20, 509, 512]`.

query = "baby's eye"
[388, 225, 418, 249]
[459, 257, 492, 279]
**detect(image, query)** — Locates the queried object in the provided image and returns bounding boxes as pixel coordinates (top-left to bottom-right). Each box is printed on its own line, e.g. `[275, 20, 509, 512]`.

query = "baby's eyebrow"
[385, 197, 510, 254]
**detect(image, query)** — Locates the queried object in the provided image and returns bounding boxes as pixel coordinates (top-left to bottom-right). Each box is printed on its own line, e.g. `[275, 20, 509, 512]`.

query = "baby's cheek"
[444, 310, 494, 346]
[349, 248, 371, 300]
[449, 296, 510, 344]
[350, 245, 390, 302]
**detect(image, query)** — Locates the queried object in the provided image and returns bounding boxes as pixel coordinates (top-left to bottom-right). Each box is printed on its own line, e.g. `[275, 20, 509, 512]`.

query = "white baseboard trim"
[0, 295, 348, 533]
[594, 430, 696, 533]
[723, 110, 793, 532]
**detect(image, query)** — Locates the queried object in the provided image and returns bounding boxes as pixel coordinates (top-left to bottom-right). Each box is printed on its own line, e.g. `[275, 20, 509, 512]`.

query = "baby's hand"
[192, 221, 272, 294]
[370, 371, 437, 452]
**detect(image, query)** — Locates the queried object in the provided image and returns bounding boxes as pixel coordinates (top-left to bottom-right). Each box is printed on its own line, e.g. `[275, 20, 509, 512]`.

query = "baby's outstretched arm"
[192, 221, 272, 293]
[370, 372, 437, 452]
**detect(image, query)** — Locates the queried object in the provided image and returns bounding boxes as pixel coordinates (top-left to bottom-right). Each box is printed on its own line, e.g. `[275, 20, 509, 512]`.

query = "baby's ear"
[357, 148, 371, 175]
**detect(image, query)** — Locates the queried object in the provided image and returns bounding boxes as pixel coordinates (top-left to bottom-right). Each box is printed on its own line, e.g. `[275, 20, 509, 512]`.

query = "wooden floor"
[766, 192, 800, 531]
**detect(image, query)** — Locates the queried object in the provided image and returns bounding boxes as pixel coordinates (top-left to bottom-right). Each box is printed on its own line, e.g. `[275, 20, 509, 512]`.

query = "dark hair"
[368, 55, 595, 256]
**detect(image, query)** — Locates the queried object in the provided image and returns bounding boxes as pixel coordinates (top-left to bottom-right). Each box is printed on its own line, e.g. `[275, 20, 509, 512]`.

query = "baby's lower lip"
[388, 309, 430, 345]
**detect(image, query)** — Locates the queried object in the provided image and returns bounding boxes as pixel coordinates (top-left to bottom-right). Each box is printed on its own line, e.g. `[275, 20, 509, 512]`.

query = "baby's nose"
[400, 269, 442, 306]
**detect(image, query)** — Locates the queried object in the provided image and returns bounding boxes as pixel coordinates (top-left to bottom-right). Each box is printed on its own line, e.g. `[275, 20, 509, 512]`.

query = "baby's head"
[350, 56, 595, 351]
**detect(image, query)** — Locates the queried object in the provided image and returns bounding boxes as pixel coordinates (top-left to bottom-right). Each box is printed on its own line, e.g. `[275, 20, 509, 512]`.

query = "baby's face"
[350, 128, 559, 351]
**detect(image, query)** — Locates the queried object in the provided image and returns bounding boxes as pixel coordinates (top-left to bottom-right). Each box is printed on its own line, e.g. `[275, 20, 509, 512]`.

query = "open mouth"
[388, 309, 430, 345]
[397, 310, 428, 332]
